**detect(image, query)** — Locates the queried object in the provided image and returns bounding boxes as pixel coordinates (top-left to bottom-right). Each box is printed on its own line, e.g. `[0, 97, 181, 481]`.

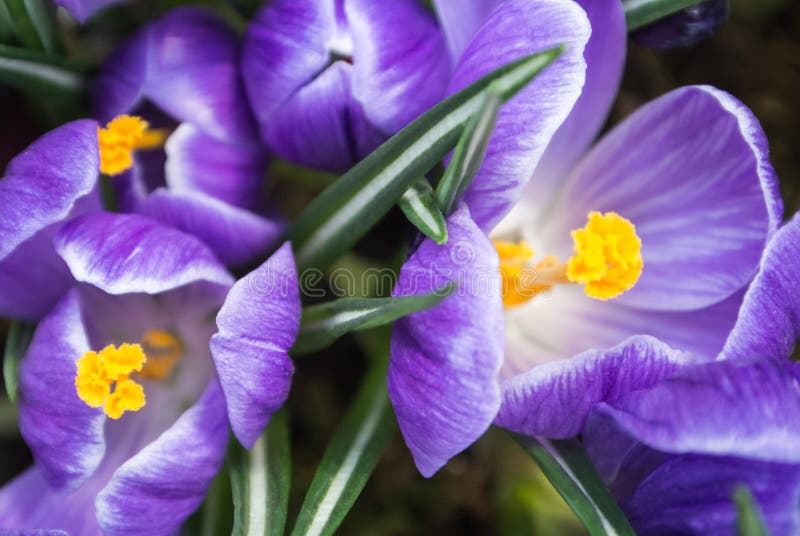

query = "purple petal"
[241, 0, 337, 134]
[164, 124, 268, 210]
[0, 120, 99, 262]
[496, 336, 691, 438]
[532, 0, 626, 187]
[452, 0, 591, 231]
[592, 357, 800, 463]
[720, 213, 800, 361]
[17, 290, 106, 491]
[210, 242, 299, 449]
[136, 189, 283, 267]
[389, 206, 503, 477]
[54, 0, 123, 22]
[347, 0, 450, 133]
[264, 62, 382, 172]
[0, 467, 98, 535]
[94, 7, 256, 142]
[431, 0, 500, 62]
[54, 213, 233, 296]
[545, 85, 782, 311]
[96, 380, 229, 535]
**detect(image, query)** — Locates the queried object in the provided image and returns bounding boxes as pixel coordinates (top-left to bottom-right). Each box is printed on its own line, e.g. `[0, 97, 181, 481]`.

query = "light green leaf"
[434, 85, 502, 216]
[2, 0, 58, 52]
[398, 178, 448, 244]
[623, 0, 706, 31]
[229, 411, 291, 536]
[289, 45, 564, 271]
[515, 435, 636, 536]
[290, 341, 395, 536]
[3, 321, 33, 404]
[0, 44, 84, 96]
[735, 486, 770, 536]
[293, 284, 454, 355]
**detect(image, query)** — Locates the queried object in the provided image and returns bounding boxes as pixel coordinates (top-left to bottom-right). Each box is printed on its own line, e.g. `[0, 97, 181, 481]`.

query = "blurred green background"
[1, 0, 798, 534]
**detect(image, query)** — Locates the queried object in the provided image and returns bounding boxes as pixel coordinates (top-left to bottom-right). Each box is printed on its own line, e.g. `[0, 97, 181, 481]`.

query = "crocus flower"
[240, 0, 451, 172]
[390, 0, 781, 476]
[632, 0, 730, 50]
[0, 212, 300, 534]
[0, 8, 281, 322]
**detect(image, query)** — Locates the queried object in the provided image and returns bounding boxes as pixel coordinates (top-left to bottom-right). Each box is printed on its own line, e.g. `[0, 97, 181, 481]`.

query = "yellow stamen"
[97, 115, 169, 176]
[104, 378, 145, 420]
[566, 212, 643, 300]
[493, 212, 643, 306]
[139, 330, 183, 381]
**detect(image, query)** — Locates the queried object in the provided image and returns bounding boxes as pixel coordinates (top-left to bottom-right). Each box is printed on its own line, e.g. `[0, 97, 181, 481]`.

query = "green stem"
[624, 0, 707, 31]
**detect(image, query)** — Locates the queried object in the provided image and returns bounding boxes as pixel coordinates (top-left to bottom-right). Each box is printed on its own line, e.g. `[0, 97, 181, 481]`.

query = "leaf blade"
[0, 44, 85, 96]
[623, 0, 706, 31]
[398, 178, 448, 244]
[3, 321, 33, 404]
[735, 486, 769, 536]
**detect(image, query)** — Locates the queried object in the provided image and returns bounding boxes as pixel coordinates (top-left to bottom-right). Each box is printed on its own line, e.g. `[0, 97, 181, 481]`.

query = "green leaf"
[290, 344, 396, 536]
[3, 321, 33, 404]
[289, 45, 564, 271]
[515, 435, 636, 536]
[2, 0, 58, 52]
[0, 44, 85, 97]
[434, 85, 502, 216]
[229, 410, 291, 536]
[735, 486, 770, 536]
[398, 178, 448, 244]
[623, 0, 706, 31]
[293, 284, 454, 355]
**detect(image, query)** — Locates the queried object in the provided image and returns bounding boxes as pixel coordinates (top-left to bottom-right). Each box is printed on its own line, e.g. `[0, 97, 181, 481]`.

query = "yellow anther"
[139, 330, 183, 381]
[97, 115, 169, 175]
[104, 378, 145, 420]
[74, 351, 111, 408]
[567, 212, 643, 300]
[494, 241, 565, 308]
[100, 343, 147, 379]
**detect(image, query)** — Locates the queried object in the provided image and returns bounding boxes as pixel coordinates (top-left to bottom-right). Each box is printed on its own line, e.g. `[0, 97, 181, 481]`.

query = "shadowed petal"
[432, 0, 499, 62]
[720, 213, 800, 361]
[55, 0, 123, 22]
[17, 290, 105, 491]
[211, 242, 300, 449]
[496, 336, 691, 437]
[96, 380, 229, 536]
[55, 213, 233, 295]
[389, 206, 503, 477]
[545, 86, 782, 311]
[451, 0, 591, 231]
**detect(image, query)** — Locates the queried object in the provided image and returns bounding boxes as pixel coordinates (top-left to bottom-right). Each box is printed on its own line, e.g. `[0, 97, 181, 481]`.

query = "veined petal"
[136, 189, 284, 267]
[389, 206, 503, 477]
[55, 213, 234, 296]
[496, 336, 691, 437]
[94, 7, 256, 142]
[165, 124, 268, 210]
[17, 290, 106, 491]
[55, 0, 122, 23]
[0, 120, 99, 262]
[347, 0, 450, 134]
[451, 0, 591, 232]
[720, 213, 800, 361]
[591, 357, 800, 463]
[545, 85, 782, 311]
[211, 242, 300, 449]
[96, 379, 229, 536]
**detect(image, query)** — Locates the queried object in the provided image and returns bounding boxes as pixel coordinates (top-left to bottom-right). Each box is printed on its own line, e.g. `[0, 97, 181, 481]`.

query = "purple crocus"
[389, 0, 781, 476]
[0, 211, 300, 534]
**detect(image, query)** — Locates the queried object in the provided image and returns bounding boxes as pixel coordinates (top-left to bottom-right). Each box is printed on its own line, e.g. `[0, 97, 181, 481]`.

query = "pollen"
[494, 240, 564, 308]
[97, 115, 168, 176]
[566, 212, 643, 300]
[139, 330, 183, 381]
[75, 343, 147, 419]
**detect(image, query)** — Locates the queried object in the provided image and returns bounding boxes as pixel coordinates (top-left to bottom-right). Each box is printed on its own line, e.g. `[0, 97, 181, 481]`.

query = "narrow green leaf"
[2, 0, 57, 52]
[293, 283, 454, 355]
[515, 435, 636, 536]
[229, 410, 291, 536]
[290, 346, 396, 536]
[3, 322, 33, 404]
[0, 44, 85, 96]
[290, 45, 564, 271]
[623, 0, 706, 31]
[434, 85, 502, 216]
[399, 178, 448, 244]
[735, 486, 769, 536]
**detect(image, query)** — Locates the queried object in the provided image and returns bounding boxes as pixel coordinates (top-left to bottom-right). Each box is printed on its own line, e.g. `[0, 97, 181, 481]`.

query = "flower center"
[495, 211, 643, 308]
[74, 330, 183, 419]
[97, 115, 169, 176]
